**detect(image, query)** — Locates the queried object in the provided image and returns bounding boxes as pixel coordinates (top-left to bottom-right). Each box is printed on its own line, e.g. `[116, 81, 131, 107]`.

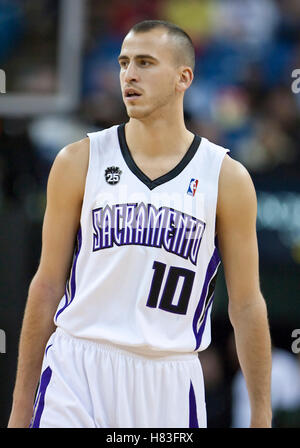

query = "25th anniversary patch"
[105, 166, 122, 185]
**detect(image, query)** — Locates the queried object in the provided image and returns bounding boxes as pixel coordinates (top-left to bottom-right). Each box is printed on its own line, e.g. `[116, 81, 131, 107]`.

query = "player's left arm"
[216, 155, 272, 428]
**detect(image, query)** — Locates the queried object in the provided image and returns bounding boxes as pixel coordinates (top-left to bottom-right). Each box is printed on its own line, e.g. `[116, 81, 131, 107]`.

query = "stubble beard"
[126, 90, 175, 121]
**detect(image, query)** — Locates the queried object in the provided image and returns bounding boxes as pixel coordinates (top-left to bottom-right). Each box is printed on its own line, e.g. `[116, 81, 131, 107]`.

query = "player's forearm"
[9, 277, 63, 426]
[229, 292, 272, 427]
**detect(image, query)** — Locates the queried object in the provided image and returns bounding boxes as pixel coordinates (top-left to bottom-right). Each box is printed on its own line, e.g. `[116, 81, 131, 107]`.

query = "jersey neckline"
[117, 123, 202, 191]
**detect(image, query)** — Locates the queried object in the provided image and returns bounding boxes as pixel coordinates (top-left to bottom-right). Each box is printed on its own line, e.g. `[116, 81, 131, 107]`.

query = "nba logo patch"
[187, 178, 198, 196]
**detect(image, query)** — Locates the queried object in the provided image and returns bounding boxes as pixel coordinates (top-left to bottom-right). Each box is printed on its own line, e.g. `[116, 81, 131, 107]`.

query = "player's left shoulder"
[219, 154, 252, 186]
[217, 155, 257, 215]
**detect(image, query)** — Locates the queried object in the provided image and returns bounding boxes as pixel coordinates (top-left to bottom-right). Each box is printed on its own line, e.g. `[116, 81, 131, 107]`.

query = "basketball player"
[8, 20, 272, 428]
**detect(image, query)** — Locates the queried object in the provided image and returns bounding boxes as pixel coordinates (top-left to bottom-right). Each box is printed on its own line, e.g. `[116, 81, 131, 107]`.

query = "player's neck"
[125, 116, 194, 158]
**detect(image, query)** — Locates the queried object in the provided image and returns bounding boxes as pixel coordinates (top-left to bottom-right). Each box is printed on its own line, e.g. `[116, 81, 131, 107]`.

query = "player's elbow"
[28, 271, 65, 306]
[228, 289, 268, 327]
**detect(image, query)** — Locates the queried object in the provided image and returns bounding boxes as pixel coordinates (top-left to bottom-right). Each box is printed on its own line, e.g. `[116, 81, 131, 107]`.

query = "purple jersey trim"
[45, 344, 53, 356]
[55, 226, 82, 322]
[189, 380, 199, 428]
[192, 246, 221, 350]
[30, 366, 52, 428]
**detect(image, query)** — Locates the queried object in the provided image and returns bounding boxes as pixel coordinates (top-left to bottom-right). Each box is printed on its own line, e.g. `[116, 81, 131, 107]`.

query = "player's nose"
[124, 61, 139, 83]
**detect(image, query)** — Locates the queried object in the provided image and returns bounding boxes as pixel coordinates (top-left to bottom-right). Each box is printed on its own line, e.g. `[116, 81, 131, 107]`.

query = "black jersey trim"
[117, 123, 202, 191]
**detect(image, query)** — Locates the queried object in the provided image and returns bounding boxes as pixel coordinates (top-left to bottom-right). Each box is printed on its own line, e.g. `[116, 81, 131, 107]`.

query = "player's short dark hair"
[128, 20, 195, 71]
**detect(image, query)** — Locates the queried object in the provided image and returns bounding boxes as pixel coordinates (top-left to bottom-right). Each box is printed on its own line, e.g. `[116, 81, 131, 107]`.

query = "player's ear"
[175, 66, 193, 93]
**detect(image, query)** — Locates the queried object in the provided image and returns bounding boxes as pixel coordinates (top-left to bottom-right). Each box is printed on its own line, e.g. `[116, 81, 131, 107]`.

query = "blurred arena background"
[0, 0, 300, 428]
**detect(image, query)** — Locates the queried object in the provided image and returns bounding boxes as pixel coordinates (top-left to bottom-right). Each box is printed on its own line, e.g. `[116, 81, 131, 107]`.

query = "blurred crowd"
[1, 0, 300, 208]
[0, 0, 300, 428]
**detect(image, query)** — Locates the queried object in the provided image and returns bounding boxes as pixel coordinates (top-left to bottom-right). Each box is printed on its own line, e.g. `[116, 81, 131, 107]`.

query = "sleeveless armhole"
[213, 147, 230, 243]
[80, 132, 98, 217]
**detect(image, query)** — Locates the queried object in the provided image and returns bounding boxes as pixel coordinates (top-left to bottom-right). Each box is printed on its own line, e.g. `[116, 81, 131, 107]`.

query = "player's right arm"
[7, 138, 90, 428]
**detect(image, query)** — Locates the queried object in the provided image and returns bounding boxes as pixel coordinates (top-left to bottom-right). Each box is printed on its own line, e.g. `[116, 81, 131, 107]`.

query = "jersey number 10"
[146, 261, 195, 315]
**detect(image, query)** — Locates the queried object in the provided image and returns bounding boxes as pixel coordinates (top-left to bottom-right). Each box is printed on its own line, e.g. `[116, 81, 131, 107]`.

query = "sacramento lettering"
[92, 202, 206, 266]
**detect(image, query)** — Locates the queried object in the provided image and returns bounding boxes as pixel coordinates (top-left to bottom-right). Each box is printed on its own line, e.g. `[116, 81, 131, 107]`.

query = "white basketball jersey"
[54, 124, 229, 356]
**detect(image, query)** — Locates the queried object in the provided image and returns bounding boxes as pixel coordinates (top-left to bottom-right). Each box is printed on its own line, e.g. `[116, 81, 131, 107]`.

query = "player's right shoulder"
[56, 136, 90, 168]
[48, 137, 90, 201]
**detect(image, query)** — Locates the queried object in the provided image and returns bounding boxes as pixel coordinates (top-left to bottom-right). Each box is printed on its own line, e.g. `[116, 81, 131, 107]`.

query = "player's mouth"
[124, 88, 142, 101]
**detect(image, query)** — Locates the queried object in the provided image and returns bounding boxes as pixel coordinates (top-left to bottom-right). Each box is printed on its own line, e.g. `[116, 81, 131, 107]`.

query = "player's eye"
[139, 60, 150, 67]
[119, 60, 129, 68]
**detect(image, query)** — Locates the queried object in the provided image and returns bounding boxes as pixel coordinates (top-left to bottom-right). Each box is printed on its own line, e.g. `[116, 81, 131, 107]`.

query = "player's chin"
[126, 106, 149, 119]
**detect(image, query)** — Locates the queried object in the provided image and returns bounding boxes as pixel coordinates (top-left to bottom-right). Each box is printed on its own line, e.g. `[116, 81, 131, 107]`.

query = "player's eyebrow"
[118, 54, 159, 63]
